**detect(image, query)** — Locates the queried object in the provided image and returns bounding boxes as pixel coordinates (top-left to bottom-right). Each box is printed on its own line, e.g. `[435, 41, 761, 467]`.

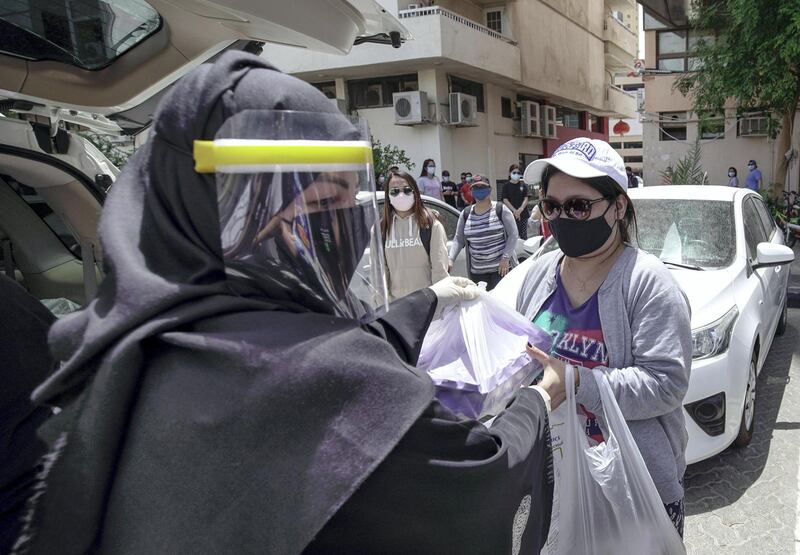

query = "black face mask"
[549, 202, 617, 258]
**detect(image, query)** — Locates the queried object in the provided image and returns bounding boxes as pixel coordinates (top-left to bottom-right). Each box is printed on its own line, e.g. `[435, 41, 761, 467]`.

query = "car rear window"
[0, 0, 161, 70]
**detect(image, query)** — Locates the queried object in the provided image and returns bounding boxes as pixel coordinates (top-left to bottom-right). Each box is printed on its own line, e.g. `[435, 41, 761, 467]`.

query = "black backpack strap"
[420, 225, 432, 257]
[495, 202, 503, 220]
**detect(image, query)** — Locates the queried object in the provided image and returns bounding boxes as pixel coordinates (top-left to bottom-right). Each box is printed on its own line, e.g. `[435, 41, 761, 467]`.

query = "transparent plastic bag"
[417, 291, 552, 419]
[543, 365, 685, 555]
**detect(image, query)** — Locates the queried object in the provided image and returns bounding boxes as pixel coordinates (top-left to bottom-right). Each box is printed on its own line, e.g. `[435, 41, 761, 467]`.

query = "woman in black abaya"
[17, 52, 553, 555]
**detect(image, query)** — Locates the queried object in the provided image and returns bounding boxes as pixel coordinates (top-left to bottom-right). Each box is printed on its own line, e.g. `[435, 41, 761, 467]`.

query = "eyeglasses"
[539, 196, 611, 221]
[389, 186, 414, 197]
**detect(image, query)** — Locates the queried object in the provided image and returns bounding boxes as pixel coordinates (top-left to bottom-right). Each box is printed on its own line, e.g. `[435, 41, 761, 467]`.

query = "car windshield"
[633, 199, 736, 269]
[0, 0, 161, 70]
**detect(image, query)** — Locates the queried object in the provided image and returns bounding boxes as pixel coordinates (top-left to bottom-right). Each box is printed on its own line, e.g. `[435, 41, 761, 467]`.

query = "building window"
[659, 112, 687, 141]
[657, 30, 714, 72]
[609, 141, 623, 149]
[555, 106, 581, 128]
[699, 111, 725, 139]
[450, 75, 484, 112]
[501, 97, 514, 118]
[623, 155, 644, 163]
[485, 9, 503, 33]
[589, 115, 603, 133]
[312, 81, 337, 99]
[624, 141, 643, 149]
[347, 74, 418, 110]
[519, 153, 542, 175]
[622, 84, 644, 92]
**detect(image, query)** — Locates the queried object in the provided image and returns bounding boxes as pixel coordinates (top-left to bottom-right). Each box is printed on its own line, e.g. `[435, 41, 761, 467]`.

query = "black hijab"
[19, 52, 434, 554]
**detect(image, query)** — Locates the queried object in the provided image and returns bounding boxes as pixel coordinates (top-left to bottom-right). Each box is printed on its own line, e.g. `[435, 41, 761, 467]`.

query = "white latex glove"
[429, 276, 480, 319]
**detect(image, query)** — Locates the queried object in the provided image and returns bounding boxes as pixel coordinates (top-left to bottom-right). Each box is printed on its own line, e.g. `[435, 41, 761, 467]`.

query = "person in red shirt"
[460, 172, 474, 206]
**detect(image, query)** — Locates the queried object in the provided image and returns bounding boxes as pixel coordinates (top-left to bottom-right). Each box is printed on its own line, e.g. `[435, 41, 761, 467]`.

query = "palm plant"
[660, 139, 706, 185]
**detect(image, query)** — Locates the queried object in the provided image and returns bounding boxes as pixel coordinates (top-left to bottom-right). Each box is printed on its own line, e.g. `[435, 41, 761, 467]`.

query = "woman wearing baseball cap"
[517, 138, 692, 541]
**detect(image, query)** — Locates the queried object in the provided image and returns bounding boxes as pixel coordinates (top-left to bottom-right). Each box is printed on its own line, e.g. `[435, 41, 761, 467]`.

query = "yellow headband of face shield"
[193, 140, 373, 174]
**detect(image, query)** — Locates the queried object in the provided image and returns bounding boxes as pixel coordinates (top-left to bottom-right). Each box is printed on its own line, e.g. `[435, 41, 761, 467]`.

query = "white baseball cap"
[523, 138, 628, 192]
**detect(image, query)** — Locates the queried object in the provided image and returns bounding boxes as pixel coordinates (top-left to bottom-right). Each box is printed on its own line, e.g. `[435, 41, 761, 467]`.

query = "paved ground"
[683, 307, 800, 553]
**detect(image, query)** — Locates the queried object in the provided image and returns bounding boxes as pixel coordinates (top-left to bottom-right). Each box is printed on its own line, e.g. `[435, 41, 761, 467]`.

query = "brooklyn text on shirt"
[550, 329, 608, 365]
[385, 237, 423, 249]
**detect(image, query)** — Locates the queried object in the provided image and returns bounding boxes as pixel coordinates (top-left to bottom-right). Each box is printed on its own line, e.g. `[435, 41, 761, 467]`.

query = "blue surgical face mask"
[748, 164, 756, 170]
[472, 187, 491, 201]
[510, 172, 521, 182]
[427, 166, 436, 176]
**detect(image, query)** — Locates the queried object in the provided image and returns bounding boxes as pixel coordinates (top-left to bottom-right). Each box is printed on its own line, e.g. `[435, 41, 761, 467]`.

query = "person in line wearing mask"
[456, 172, 467, 209]
[417, 159, 442, 200]
[727, 167, 739, 187]
[460, 171, 475, 207]
[502, 163, 531, 240]
[377, 173, 387, 188]
[746, 159, 762, 192]
[517, 138, 692, 541]
[440, 170, 459, 209]
[625, 166, 639, 189]
[382, 170, 449, 300]
[18, 52, 554, 555]
[449, 174, 518, 291]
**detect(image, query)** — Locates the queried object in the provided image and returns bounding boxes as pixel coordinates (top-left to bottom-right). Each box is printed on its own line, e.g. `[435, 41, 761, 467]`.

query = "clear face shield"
[194, 110, 388, 321]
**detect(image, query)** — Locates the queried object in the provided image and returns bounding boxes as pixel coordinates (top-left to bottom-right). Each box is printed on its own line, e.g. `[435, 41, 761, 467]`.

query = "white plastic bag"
[417, 291, 551, 419]
[543, 366, 685, 555]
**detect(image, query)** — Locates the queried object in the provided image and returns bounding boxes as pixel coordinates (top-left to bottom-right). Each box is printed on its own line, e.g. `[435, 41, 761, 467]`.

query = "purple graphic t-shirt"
[534, 271, 607, 444]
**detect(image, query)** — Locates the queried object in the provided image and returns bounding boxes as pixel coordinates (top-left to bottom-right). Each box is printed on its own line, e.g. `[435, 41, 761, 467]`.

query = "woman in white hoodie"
[382, 170, 450, 300]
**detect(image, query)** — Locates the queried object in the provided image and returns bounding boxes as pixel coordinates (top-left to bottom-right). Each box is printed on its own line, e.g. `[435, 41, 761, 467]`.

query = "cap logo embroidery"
[554, 140, 596, 161]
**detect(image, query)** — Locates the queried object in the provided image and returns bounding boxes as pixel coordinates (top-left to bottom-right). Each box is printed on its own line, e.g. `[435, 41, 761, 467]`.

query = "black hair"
[540, 165, 638, 245]
[509, 163, 520, 173]
[420, 159, 436, 177]
[728, 167, 737, 176]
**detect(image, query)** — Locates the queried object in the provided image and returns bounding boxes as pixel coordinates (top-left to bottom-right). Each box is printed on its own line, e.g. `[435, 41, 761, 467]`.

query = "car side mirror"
[752, 242, 795, 270]
[523, 236, 542, 255]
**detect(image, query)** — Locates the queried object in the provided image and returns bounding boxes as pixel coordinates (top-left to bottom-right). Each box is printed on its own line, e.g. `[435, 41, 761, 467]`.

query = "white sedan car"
[495, 186, 794, 464]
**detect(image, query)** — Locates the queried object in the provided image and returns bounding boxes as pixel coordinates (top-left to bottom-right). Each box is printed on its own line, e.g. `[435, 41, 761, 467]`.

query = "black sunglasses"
[539, 196, 611, 221]
[389, 186, 414, 197]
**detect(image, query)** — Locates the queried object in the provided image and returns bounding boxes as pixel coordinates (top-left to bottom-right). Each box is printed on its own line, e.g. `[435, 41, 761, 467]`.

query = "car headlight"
[692, 306, 739, 360]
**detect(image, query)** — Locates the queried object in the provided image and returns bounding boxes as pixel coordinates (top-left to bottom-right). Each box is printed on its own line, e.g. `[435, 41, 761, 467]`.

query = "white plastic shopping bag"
[417, 291, 551, 419]
[543, 365, 685, 555]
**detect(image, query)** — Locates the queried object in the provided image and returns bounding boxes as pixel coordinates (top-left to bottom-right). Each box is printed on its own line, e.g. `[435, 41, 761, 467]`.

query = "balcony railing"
[605, 84, 637, 118]
[603, 15, 637, 58]
[398, 6, 517, 46]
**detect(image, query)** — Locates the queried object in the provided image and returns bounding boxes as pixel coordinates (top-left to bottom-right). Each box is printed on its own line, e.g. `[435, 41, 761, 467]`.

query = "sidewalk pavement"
[789, 243, 800, 308]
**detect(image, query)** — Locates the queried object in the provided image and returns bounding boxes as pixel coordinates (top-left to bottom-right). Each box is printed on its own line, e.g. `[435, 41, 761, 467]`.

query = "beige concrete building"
[609, 74, 644, 176]
[263, 0, 638, 190]
[640, 12, 785, 189]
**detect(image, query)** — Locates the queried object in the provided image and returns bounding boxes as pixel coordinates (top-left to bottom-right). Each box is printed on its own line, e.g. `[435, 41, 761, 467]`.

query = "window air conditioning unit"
[519, 100, 541, 137]
[449, 92, 478, 126]
[393, 91, 429, 125]
[738, 115, 768, 137]
[407, 3, 419, 9]
[543, 105, 557, 138]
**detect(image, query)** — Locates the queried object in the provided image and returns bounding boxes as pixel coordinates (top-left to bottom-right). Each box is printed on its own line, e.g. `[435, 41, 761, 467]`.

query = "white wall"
[642, 110, 777, 187]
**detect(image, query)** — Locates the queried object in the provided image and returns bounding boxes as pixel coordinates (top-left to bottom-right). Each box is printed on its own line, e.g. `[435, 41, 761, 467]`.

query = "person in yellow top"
[381, 170, 449, 300]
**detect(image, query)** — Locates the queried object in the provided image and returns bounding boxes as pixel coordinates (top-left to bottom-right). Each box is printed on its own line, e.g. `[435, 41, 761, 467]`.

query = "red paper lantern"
[612, 120, 630, 136]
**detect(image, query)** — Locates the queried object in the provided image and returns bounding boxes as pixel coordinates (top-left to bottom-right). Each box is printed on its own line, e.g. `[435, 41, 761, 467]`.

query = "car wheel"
[733, 356, 757, 448]
[777, 296, 788, 336]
